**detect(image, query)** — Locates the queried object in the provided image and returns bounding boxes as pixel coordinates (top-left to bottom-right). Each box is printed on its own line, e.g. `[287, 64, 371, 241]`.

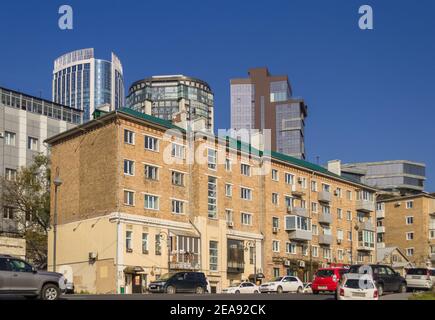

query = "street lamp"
[53, 174, 62, 272]
[244, 240, 256, 285]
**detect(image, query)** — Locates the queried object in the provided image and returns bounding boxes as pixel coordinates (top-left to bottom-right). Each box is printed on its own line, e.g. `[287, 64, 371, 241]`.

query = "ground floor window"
[273, 268, 280, 278]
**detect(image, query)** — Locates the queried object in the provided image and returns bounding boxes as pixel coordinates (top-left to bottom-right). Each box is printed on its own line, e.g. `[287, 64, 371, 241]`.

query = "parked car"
[336, 273, 378, 300]
[312, 268, 347, 294]
[222, 282, 259, 294]
[148, 272, 208, 294]
[348, 264, 407, 296]
[259, 276, 304, 294]
[0, 255, 67, 300]
[405, 268, 434, 291]
[65, 281, 75, 294]
[303, 282, 312, 294]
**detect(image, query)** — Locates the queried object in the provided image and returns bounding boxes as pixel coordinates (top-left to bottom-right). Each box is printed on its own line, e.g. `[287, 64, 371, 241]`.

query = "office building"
[126, 75, 214, 131]
[230, 68, 308, 159]
[52, 48, 125, 121]
[45, 108, 376, 294]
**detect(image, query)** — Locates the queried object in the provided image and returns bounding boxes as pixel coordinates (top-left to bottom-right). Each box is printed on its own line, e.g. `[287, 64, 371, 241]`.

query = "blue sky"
[0, 0, 434, 190]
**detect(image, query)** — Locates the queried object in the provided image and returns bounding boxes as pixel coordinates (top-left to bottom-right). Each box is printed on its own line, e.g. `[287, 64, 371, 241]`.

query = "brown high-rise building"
[230, 67, 308, 159]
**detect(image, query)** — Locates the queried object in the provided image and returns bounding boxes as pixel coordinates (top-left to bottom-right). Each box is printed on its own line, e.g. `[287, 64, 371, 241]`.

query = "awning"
[169, 229, 199, 238]
[123, 266, 145, 274]
[248, 273, 265, 279]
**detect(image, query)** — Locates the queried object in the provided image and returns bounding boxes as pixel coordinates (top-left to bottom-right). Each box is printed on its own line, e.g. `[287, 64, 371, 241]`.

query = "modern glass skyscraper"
[126, 75, 214, 131]
[230, 68, 308, 159]
[52, 48, 124, 121]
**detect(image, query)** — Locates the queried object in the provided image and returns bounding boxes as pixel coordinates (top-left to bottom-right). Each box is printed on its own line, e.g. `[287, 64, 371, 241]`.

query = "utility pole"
[53, 175, 62, 272]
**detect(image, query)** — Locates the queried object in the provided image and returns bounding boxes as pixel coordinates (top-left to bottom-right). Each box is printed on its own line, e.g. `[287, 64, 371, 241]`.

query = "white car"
[222, 282, 260, 294]
[259, 276, 304, 294]
[336, 273, 378, 300]
[303, 282, 312, 294]
[405, 268, 434, 291]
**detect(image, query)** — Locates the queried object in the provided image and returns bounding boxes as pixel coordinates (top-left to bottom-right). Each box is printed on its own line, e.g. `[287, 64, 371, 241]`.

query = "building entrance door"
[132, 274, 142, 293]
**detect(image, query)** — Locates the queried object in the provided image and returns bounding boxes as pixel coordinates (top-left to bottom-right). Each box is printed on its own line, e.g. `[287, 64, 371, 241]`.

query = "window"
[144, 135, 159, 151]
[336, 188, 342, 198]
[225, 209, 233, 223]
[338, 249, 344, 261]
[142, 233, 148, 254]
[144, 165, 158, 180]
[377, 202, 385, 211]
[209, 241, 218, 271]
[286, 242, 296, 254]
[302, 245, 308, 256]
[406, 232, 414, 241]
[171, 143, 185, 159]
[406, 201, 413, 209]
[207, 149, 217, 170]
[322, 205, 331, 214]
[312, 246, 319, 257]
[285, 196, 293, 208]
[272, 193, 279, 205]
[285, 173, 294, 185]
[3, 207, 14, 219]
[27, 137, 38, 151]
[311, 181, 317, 192]
[272, 240, 280, 252]
[123, 190, 135, 206]
[311, 202, 318, 213]
[312, 224, 318, 235]
[430, 230, 435, 240]
[4, 131, 16, 146]
[323, 248, 332, 259]
[322, 184, 330, 192]
[346, 211, 352, 221]
[171, 171, 184, 186]
[272, 217, 279, 228]
[348, 231, 352, 241]
[337, 208, 343, 220]
[406, 216, 414, 225]
[124, 160, 134, 175]
[300, 177, 307, 189]
[240, 187, 252, 200]
[126, 231, 132, 252]
[155, 234, 162, 255]
[5, 168, 17, 181]
[337, 229, 344, 241]
[225, 184, 232, 197]
[208, 176, 217, 218]
[357, 190, 374, 202]
[144, 194, 159, 210]
[241, 212, 252, 225]
[241, 164, 251, 176]
[346, 190, 352, 200]
[172, 200, 185, 214]
[249, 247, 255, 264]
[225, 158, 232, 172]
[285, 215, 312, 231]
[272, 169, 279, 181]
[406, 248, 414, 257]
[273, 268, 280, 278]
[124, 129, 135, 144]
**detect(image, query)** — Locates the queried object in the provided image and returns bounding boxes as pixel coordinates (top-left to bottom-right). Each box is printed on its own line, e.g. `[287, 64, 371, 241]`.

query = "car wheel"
[166, 286, 176, 294]
[195, 286, 204, 294]
[296, 287, 303, 294]
[397, 283, 406, 293]
[277, 286, 283, 294]
[41, 284, 60, 300]
[254, 290, 259, 294]
[377, 284, 384, 297]
[235, 290, 240, 294]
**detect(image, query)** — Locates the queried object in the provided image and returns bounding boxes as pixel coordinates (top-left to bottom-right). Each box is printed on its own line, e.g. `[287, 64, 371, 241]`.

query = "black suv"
[148, 272, 208, 294]
[0, 255, 66, 300]
[347, 264, 407, 296]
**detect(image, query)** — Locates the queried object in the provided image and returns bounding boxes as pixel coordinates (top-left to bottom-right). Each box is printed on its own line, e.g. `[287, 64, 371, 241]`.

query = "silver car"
[405, 268, 434, 290]
[0, 255, 67, 300]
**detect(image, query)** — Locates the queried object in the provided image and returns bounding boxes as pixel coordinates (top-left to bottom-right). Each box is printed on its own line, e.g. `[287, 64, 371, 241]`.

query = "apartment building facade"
[46, 108, 376, 294]
[376, 194, 435, 268]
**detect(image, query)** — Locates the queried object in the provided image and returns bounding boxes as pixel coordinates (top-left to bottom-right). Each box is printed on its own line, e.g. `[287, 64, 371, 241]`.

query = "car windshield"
[344, 279, 374, 289]
[316, 270, 334, 277]
[272, 277, 283, 282]
[407, 269, 427, 276]
[229, 283, 241, 288]
[348, 265, 371, 274]
[157, 273, 174, 281]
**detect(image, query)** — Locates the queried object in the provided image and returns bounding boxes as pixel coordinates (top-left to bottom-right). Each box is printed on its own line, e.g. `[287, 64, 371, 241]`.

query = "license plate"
[352, 292, 366, 297]
[318, 286, 327, 290]
[149, 285, 156, 289]
[412, 276, 421, 279]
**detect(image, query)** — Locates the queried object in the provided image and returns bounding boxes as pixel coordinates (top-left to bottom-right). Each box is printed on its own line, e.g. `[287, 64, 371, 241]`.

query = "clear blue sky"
[1, 0, 434, 190]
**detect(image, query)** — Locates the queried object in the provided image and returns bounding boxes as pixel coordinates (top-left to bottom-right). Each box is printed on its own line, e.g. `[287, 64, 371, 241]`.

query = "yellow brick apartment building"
[46, 108, 377, 294]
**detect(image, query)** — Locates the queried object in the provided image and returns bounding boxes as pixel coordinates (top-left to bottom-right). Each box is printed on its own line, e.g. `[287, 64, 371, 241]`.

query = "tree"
[1, 153, 51, 268]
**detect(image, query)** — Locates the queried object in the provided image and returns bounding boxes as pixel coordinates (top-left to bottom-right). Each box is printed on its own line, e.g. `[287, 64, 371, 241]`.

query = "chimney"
[328, 160, 341, 176]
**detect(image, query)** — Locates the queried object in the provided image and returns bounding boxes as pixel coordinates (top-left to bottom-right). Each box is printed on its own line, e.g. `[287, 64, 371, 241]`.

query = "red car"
[312, 268, 347, 294]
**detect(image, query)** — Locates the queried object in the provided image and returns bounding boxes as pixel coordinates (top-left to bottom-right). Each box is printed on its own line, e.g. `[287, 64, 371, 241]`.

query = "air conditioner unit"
[298, 261, 305, 268]
[395, 202, 401, 207]
[297, 177, 303, 184]
[272, 227, 279, 233]
[337, 239, 342, 244]
[334, 190, 339, 196]
[284, 260, 291, 266]
[89, 252, 98, 260]
[227, 221, 234, 227]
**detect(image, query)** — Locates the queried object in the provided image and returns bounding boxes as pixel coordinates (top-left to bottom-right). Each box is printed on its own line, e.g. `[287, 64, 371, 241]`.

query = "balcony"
[356, 200, 375, 213]
[291, 185, 305, 197]
[377, 242, 386, 249]
[288, 229, 312, 241]
[358, 221, 375, 232]
[292, 207, 308, 218]
[169, 261, 200, 270]
[318, 213, 332, 225]
[318, 191, 332, 203]
[318, 234, 333, 245]
[377, 226, 385, 233]
[0, 219, 19, 234]
[376, 210, 385, 219]
[227, 261, 245, 273]
[358, 241, 375, 251]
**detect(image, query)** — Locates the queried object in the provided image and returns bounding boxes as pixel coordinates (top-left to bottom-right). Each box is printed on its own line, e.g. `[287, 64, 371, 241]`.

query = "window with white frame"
[323, 248, 332, 259]
[311, 202, 318, 213]
[209, 241, 218, 271]
[337, 229, 344, 241]
[336, 188, 342, 198]
[240, 187, 252, 200]
[406, 248, 414, 256]
[338, 249, 344, 261]
[5, 168, 17, 181]
[285, 196, 293, 208]
[346, 190, 352, 200]
[144, 194, 159, 210]
[348, 231, 352, 241]
[126, 231, 132, 252]
[357, 190, 374, 202]
[124, 129, 135, 145]
[302, 245, 308, 256]
[241, 163, 251, 176]
[272, 169, 279, 181]
[322, 205, 330, 214]
[286, 242, 296, 254]
[285, 173, 294, 185]
[346, 211, 352, 221]
[312, 224, 318, 235]
[272, 240, 280, 252]
[225, 158, 232, 172]
[208, 176, 217, 219]
[3, 207, 14, 219]
[272, 217, 279, 229]
[124, 159, 134, 175]
[300, 177, 307, 189]
[142, 233, 148, 254]
[241, 212, 252, 225]
[27, 136, 38, 151]
[406, 201, 414, 209]
[406, 232, 414, 241]
[337, 208, 343, 220]
[144, 164, 159, 180]
[272, 193, 279, 205]
[5, 131, 16, 146]
[406, 216, 414, 225]
[376, 202, 385, 211]
[311, 180, 317, 192]
[144, 135, 159, 151]
[322, 183, 330, 192]
[225, 209, 233, 223]
[312, 246, 319, 257]
[225, 184, 232, 197]
[207, 149, 217, 170]
[172, 200, 185, 214]
[123, 190, 135, 206]
[171, 143, 185, 159]
[171, 171, 184, 186]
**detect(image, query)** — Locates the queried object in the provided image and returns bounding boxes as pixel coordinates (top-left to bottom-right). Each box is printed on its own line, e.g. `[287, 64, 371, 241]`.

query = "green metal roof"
[119, 107, 185, 132]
